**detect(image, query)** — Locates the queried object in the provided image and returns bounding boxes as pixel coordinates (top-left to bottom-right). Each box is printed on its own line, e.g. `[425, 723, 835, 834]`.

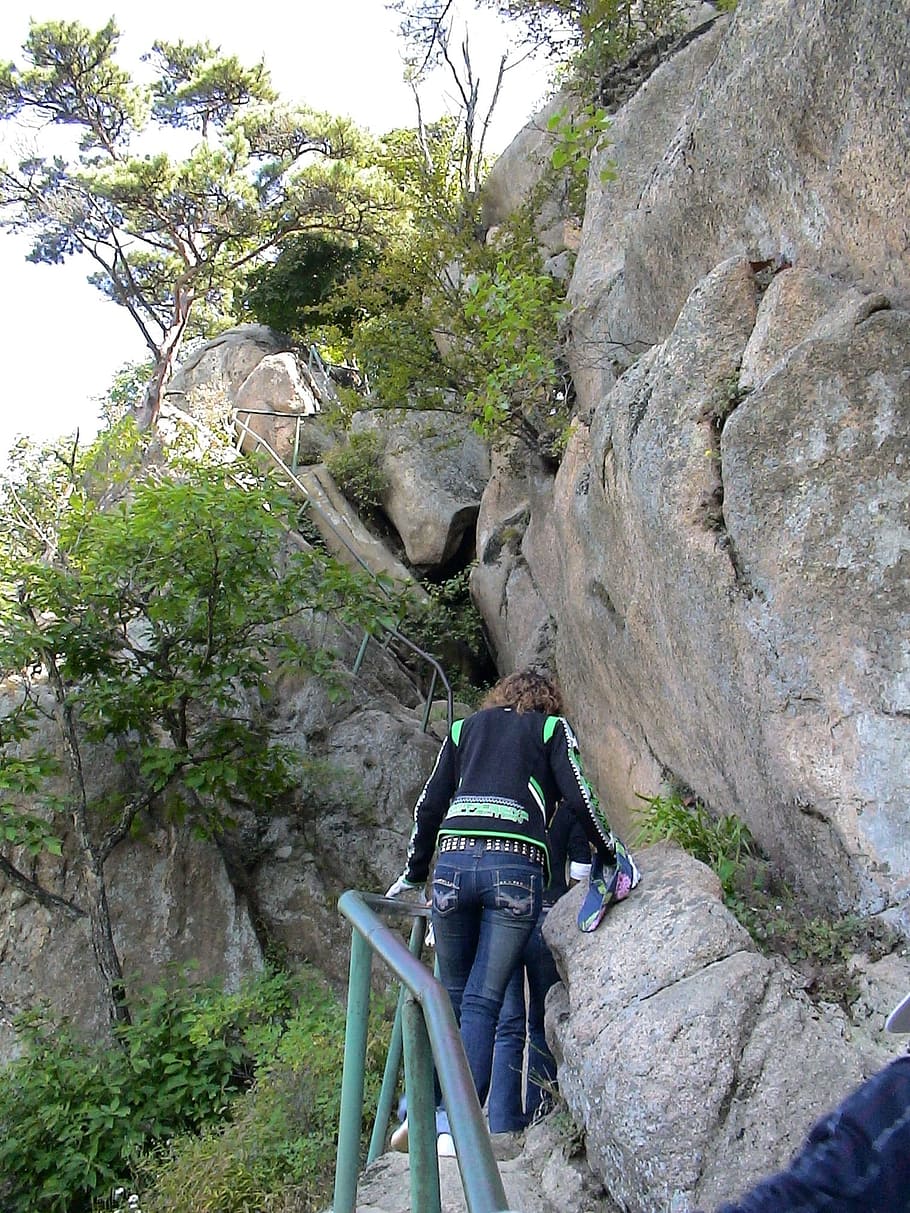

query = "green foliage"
[240, 234, 375, 342]
[634, 786, 903, 1010]
[475, 1, 690, 102]
[0, 694, 64, 855]
[137, 974, 393, 1213]
[0, 424, 390, 1019]
[324, 429, 390, 513]
[634, 789, 755, 895]
[546, 104, 615, 213]
[403, 567, 491, 698]
[416, 568, 487, 656]
[0, 969, 298, 1213]
[344, 118, 482, 410]
[99, 360, 158, 427]
[461, 238, 566, 444]
[354, 307, 452, 408]
[729, 882, 891, 1011]
[1, 424, 386, 839]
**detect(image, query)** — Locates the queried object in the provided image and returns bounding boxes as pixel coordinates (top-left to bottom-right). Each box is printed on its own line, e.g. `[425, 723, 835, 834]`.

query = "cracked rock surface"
[543, 844, 898, 1213]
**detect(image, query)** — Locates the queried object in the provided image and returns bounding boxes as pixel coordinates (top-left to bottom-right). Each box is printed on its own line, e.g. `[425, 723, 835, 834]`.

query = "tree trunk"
[51, 676, 132, 1027]
[136, 282, 195, 429]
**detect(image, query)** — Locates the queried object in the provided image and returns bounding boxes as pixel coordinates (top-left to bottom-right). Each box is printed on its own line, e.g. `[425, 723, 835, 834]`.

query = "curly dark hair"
[481, 669, 564, 715]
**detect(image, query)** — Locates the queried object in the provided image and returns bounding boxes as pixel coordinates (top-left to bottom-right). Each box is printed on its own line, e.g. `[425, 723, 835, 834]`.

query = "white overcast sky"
[0, 0, 549, 458]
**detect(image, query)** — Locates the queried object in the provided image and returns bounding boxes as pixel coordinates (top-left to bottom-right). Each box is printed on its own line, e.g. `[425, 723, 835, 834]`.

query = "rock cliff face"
[480, 0, 910, 926]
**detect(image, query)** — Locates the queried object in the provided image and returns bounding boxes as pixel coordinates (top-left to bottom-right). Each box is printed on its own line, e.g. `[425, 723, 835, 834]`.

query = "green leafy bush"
[634, 789, 755, 895]
[0, 970, 297, 1213]
[405, 567, 492, 698]
[138, 974, 393, 1213]
[324, 429, 390, 514]
[633, 788, 902, 1010]
[546, 105, 615, 214]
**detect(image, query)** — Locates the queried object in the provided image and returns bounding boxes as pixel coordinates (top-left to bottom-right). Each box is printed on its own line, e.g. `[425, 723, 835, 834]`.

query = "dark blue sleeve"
[567, 817, 592, 866]
[403, 732, 458, 884]
[711, 1058, 910, 1213]
[547, 717, 615, 863]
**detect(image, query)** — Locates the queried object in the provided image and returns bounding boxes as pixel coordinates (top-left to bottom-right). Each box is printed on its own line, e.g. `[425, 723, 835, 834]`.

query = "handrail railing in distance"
[231, 414, 453, 735]
[334, 891, 518, 1213]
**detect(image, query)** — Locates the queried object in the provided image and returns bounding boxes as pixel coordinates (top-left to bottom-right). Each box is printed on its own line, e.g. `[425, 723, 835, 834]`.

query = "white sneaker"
[390, 1117, 409, 1152]
[436, 1131, 456, 1158]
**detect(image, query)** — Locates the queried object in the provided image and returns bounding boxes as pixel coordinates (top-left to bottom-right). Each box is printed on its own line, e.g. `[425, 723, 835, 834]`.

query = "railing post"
[402, 992, 442, 1213]
[421, 668, 438, 733]
[353, 631, 370, 676]
[292, 414, 302, 472]
[367, 915, 426, 1163]
[333, 929, 372, 1213]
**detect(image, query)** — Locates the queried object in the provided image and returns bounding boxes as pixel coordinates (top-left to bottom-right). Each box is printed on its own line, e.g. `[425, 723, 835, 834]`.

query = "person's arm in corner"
[566, 816, 593, 883]
[706, 1057, 910, 1213]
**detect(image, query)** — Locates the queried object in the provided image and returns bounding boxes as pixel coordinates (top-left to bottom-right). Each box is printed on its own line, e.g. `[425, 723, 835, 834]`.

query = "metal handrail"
[231, 413, 454, 734]
[334, 891, 518, 1213]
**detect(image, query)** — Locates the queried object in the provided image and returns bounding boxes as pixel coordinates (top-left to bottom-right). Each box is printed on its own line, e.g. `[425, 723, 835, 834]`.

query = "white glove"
[569, 861, 593, 882]
[385, 874, 424, 899]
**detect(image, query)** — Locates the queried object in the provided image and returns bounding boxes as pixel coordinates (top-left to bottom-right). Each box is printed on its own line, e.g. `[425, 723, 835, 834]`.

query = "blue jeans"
[488, 905, 560, 1132]
[431, 843, 543, 1111]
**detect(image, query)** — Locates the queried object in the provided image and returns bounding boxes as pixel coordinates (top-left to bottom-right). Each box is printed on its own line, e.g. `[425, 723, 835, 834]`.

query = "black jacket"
[404, 706, 616, 886]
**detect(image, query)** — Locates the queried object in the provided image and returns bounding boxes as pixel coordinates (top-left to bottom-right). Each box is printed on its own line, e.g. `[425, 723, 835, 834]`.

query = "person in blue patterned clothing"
[703, 990, 910, 1213]
[386, 668, 638, 1155]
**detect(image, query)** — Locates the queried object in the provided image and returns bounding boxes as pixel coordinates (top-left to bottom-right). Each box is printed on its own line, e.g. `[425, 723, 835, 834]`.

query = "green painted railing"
[334, 891, 520, 1213]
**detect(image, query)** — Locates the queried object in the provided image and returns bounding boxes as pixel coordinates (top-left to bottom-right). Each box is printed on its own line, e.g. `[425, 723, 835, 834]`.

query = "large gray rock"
[296, 464, 429, 602]
[250, 682, 442, 986]
[568, 12, 730, 406]
[543, 845, 895, 1213]
[0, 807, 263, 1058]
[535, 257, 910, 915]
[470, 444, 555, 673]
[234, 351, 335, 466]
[163, 325, 293, 409]
[571, 0, 910, 401]
[353, 409, 490, 570]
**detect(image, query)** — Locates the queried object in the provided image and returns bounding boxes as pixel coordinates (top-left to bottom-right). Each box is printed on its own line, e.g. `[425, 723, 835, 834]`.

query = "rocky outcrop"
[295, 465, 429, 601]
[349, 844, 905, 1213]
[534, 256, 910, 917]
[570, 0, 910, 402]
[352, 408, 490, 570]
[249, 693, 441, 984]
[542, 844, 901, 1213]
[567, 10, 731, 408]
[163, 324, 293, 409]
[235, 351, 336, 465]
[470, 443, 555, 673]
[557, 845, 904, 1203]
[472, 0, 910, 924]
[0, 805, 263, 1058]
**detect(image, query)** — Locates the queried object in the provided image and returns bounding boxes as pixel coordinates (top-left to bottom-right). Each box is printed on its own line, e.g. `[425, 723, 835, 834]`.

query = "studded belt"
[438, 834, 545, 867]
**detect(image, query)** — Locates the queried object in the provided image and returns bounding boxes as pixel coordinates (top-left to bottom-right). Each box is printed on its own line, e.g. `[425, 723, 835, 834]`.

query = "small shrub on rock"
[324, 430, 390, 513]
